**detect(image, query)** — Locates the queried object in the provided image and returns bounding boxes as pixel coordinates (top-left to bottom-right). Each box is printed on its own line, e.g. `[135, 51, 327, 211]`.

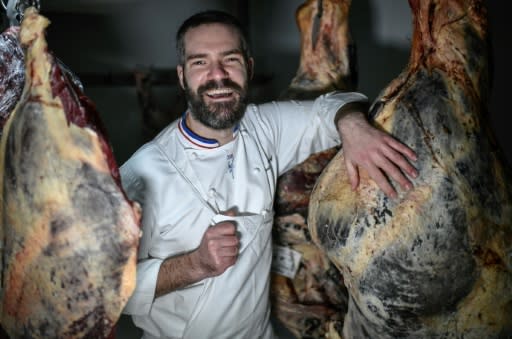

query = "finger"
[381, 146, 418, 179]
[218, 244, 239, 257]
[211, 222, 237, 234]
[386, 136, 417, 162]
[205, 236, 238, 258]
[219, 234, 240, 247]
[377, 158, 413, 191]
[367, 166, 397, 198]
[345, 160, 360, 191]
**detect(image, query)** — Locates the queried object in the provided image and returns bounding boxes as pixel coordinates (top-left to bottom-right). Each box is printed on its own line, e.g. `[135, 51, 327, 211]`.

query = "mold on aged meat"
[0, 8, 140, 338]
[309, 0, 512, 337]
[0, 27, 24, 134]
[360, 240, 476, 315]
[315, 214, 347, 251]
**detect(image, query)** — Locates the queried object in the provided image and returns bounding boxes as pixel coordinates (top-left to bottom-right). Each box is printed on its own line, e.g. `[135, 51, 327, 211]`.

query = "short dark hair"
[176, 10, 251, 66]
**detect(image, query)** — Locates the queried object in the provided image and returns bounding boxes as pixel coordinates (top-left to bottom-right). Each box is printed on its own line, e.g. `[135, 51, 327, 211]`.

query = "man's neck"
[185, 111, 235, 146]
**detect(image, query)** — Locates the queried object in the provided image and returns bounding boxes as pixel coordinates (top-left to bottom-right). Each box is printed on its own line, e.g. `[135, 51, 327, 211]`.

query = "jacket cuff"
[334, 100, 370, 126]
[122, 258, 162, 315]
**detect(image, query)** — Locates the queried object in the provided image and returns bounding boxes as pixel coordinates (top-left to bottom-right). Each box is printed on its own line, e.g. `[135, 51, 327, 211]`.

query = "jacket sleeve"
[122, 258, 161, 315]
[251, 91, 368, 175]
[119, 155, 162, 316]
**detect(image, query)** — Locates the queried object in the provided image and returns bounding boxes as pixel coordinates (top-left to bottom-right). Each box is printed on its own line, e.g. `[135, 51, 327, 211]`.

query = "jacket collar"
[178, 111, 239, 149]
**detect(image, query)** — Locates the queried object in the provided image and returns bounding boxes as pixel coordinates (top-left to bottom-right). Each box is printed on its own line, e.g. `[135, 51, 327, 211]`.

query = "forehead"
[183, 23, 241, 56]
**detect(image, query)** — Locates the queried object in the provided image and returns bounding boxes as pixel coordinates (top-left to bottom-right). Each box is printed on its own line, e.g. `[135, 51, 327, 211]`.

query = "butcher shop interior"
[0, 0, 511, 338]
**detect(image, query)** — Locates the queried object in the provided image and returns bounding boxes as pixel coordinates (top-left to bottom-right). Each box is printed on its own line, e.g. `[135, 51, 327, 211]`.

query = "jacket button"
[208, 188, 216, 197]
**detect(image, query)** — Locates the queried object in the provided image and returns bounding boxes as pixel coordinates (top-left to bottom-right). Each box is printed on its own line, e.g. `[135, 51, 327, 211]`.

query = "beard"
[183, 77, 249, 130]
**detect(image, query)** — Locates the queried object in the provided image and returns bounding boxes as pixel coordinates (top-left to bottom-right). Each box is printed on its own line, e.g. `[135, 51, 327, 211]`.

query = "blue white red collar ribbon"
[178, 111, 239, 149]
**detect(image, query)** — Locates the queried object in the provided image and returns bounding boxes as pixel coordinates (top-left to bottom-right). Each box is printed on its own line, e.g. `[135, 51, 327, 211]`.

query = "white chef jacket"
[120, 91, 367, 339]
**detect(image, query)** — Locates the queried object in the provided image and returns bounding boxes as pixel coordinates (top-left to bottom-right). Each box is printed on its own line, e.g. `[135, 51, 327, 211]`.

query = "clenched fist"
[197, 218, 240, 277]
[155, 212, 241, 297]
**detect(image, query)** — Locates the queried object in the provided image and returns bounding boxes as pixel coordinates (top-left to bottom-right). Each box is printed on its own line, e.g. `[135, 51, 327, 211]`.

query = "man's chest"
[148, 133, 277, 257]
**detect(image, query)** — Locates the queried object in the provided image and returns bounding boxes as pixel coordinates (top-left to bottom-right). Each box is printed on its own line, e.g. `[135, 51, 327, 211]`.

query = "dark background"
[2, 0, 508, 166]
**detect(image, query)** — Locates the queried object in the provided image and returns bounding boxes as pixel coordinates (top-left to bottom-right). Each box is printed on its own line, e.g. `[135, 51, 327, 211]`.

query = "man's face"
[177, 23, 253, 130]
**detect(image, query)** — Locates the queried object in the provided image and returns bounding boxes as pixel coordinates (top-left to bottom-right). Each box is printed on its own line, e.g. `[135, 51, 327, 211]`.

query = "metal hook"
[2, 0, 40, 26]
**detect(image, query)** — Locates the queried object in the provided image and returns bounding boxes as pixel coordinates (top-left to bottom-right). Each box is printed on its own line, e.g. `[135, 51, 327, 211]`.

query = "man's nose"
[208, 61, 228, 80]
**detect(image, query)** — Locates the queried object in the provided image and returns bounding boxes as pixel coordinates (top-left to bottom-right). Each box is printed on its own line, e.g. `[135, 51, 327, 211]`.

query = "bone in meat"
[0, 8, 141, 338]
[309, 0, 512, 337]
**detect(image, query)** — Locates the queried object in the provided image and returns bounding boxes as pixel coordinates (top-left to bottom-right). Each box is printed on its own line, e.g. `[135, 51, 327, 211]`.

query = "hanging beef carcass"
[278, 0, 357, 100]
[308, 0, 512, 337]
[0, 7, 141, 338]
[271, 0, 358, 337]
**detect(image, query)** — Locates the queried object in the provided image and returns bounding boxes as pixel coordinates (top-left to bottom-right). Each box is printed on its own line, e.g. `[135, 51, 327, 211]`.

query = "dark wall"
[2, 0, 510, 166]
[487, 1, 512, 166]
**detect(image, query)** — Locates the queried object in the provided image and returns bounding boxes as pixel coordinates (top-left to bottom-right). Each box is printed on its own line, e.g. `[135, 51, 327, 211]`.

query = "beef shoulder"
[309, 0, 512, 337]
[0, 8, 140, 338]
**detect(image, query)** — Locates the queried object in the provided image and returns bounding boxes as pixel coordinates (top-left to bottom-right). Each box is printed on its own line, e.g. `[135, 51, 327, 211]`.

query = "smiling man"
[120, 10, 417, 339]
[178, 20, 252, 145]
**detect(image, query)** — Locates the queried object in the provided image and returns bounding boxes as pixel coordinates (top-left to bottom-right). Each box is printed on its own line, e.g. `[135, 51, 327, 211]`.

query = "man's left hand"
[337, 111, 418, 198]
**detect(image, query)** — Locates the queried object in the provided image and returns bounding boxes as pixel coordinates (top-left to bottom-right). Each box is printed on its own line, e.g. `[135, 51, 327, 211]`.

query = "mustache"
[197, 79, 244, 95]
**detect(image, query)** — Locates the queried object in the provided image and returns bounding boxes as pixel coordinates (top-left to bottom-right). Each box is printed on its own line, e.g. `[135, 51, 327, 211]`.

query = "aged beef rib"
[271, 0, 357, 337]
[0, 8, 140, 338]
[309, 0, 512, 338]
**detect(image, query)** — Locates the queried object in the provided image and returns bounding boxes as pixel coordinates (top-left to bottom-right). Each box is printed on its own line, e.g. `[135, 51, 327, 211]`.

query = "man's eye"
[226, 57, 241, 63]
[191, 60, 205, 66]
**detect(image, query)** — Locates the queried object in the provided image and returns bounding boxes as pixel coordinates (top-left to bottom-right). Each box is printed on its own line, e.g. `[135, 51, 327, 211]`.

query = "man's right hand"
[155, 215, 239, 298]
[196, 219, 240, 277]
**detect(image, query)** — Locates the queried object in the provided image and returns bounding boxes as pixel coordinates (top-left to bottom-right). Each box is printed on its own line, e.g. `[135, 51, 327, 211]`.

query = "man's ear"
[177, 64, 185, 89]
[247, 57, 254, 80]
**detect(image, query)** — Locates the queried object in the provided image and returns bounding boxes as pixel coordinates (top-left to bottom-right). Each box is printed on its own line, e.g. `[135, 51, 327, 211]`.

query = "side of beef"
[309, 1, 512, 337]
[0, 8, 140, 338]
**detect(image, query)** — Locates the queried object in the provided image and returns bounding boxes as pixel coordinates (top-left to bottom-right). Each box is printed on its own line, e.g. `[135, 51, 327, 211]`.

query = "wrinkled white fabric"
[120, 91, 367, 338]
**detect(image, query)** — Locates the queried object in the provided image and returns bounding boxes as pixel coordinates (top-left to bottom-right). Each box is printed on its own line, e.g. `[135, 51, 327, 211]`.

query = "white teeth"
[206, 88, 233, 96]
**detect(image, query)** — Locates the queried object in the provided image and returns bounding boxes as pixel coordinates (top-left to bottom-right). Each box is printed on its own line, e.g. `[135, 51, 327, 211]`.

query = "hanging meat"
[133, 69, 186, 142]
[0, 7, 141, 338]
[278, 0, 357, 100]
[309, 0, 512, 337]
[271, 0, 357, 337]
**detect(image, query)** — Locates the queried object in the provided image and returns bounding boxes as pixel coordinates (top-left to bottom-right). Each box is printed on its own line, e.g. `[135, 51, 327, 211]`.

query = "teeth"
[206, 88, 233, 96]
